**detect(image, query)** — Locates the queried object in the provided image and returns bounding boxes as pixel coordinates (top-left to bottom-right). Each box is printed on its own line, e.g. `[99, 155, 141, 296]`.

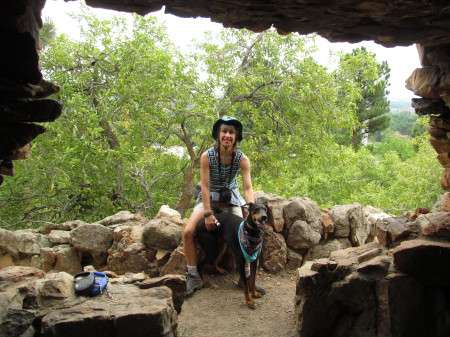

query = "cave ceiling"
[77, 0, 450, 47]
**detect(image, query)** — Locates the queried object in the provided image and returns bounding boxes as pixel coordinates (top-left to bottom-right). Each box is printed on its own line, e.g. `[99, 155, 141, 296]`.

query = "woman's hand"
[205, 214, 219, 231]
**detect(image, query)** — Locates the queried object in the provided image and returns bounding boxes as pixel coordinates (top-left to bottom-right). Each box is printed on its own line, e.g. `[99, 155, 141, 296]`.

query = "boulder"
[286, 248, 303, 270]
[329, 203, 368, 245]
[139, 274, 186, 314]
[415, 212, 450, 237]
[107, 225, 158, 276]
[284, 197, 322, 234]
[375, 216, 419, 246]
[255, 191, 289, 232]
[40, 285, 178, 337]
[261, 226, 287, 273]
[392, 239, 450, 285]
[142, 219, 183, 251]
[304, 238, 352, 261]
[286, 220, 321, 249]
[70, 224, 114, 268]
[48, 230, 71, 245]
[294, 241, 429, 337]
[160, 247, 186, 276]
[39, 220, 86, 235]
[154, 205, 184, 227]
[97, 210, 143, 227]
[70, 224, 114, 253]
[53, 245, 82, 275]
[0, 266, 179, 337]
[0, 229, 51, 260]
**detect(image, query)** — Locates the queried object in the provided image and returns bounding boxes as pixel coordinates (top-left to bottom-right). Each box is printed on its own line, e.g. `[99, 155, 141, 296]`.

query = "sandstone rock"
[255, 191, 288, 232]
[0, 252, 14, 269]
[48, 230, 71, 244]
[384, 273, 426, 337]
[261, 226, 287, 273]
[287, 220, 321, 249]
[108, 241, 158, 276]
[40, 285, 178, 337]
[97, 210, 142, 226]
[304, 238, 352, 262]
[0, 267, 178, 337]
[0, 229, 51, 260]
[70, 224, 114, 268]
[363, 205, 391, 241]
[139, 274, 186, 314]
[39, 220, 87, 235]
[356, 255, 391, 275]
[375, 216, 419, 246]
[295, 239, 432, 337]
[70, 223, 114, 253]
[329, 202, 368, 245]
[392, 239, 450, 285]
[160, 246, 186, 276]
[0, 266, 45, 291]
[142, 219, 183, 250]
[0, 309, 36, 337]
[432, 192, 450, 212]
[53, 245, 82, 275]
[330, 242, 385, 265]
[415, 211, 450, 237]
[284, 197, 322, 231]
[286, 248, 303, 270]
[155, 205, 184, 227]
[405, 66, 442, 98]
[156, 249, 172, 268]
[39, 247, 56, 272]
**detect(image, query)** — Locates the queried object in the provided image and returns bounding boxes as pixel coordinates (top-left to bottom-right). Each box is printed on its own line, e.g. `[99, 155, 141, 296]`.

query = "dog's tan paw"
[252, 291, 263, 298]
[246, 299, 256, 309]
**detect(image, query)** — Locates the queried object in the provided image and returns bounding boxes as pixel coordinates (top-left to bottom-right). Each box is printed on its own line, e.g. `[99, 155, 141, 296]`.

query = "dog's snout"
[261, 215, 267, 221]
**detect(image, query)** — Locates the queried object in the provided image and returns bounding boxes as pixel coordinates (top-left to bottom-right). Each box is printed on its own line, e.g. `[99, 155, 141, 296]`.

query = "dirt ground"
[177, 270, 299, 337]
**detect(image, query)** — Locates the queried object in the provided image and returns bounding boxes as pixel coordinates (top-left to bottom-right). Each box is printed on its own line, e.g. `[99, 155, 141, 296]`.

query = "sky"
[42, 0, 421, 101]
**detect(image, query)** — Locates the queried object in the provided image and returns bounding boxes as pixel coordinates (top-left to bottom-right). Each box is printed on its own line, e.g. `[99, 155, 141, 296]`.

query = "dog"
[195, 202, 268, 309]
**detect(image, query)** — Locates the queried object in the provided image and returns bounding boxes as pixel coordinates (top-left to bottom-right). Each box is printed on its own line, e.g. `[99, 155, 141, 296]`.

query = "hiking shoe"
[186, 272, 203, 295]
[237, 276, 267, 295]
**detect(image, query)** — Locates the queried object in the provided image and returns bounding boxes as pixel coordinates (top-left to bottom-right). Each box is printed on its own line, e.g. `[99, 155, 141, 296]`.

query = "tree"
[335, 47, 391, 150]
[3, 7, 438, 228]
[40, 17, 57, 48]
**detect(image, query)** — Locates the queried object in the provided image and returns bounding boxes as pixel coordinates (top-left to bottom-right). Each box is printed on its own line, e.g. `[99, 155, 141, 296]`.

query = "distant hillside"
[389, 99, 414, 112]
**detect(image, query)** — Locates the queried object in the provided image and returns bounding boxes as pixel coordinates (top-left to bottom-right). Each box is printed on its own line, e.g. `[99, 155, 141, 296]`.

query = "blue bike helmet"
[212, 116, 243, 142]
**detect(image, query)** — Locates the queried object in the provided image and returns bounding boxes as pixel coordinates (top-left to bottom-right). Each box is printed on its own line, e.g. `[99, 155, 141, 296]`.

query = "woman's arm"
[240, 154, 255, 204]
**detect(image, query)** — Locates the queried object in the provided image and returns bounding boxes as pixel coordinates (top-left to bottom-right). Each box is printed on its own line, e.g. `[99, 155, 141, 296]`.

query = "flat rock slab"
[41, 284, 178, 337]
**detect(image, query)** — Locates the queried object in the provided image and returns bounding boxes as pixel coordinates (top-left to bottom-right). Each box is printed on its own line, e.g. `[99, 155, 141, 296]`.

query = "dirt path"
[177, 270, 299, 337]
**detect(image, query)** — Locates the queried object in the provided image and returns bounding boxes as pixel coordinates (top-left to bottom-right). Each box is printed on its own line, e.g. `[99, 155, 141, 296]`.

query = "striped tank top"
[207, 147, 243, 192]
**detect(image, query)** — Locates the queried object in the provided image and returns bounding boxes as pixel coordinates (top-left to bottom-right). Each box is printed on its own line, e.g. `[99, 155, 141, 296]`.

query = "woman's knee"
[183, 226, 195, 242]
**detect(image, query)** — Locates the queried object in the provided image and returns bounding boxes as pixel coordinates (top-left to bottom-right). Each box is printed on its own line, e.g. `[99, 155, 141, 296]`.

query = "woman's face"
[219, 125, 237, 148]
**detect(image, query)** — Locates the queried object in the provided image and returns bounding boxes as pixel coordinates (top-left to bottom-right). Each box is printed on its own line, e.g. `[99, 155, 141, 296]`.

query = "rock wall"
[1, 191, 450, 335]
[294, 197, 450, 337]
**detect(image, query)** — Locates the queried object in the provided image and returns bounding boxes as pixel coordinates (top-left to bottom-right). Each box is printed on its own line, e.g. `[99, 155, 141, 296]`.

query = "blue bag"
[74, 271, 108, 296]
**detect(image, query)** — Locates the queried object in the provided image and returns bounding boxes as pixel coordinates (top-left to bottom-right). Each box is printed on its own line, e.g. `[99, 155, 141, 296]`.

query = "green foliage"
[383, 110, 425, 138]
[372, 132, 417, 160]
[334, 47, 391, 149]
[40, 17, 57, 48]
[0, 6, 443, 227]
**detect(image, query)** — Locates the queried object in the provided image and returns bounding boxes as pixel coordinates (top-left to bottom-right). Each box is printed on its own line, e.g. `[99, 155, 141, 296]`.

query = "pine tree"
[336, 47, 391, 150]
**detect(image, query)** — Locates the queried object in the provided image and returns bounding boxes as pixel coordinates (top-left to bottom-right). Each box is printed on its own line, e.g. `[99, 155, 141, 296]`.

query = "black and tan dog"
[195, 202, 268, 309]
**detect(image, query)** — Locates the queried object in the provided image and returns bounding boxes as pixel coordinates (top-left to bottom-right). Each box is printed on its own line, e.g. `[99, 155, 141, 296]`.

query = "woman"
[183, 116, 256, 295]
